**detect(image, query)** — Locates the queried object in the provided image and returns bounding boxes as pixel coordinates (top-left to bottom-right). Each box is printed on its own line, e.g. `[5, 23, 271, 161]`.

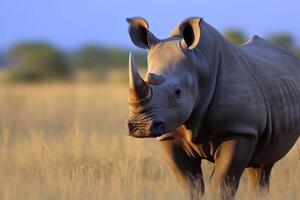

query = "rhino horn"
[128, 52, 152, 106]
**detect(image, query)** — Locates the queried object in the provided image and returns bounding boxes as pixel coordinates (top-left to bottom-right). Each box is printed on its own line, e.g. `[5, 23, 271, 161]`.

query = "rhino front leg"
[160, 135, 204, 199]
[245, 163, 274, 196]
[209, 136, 256, 200]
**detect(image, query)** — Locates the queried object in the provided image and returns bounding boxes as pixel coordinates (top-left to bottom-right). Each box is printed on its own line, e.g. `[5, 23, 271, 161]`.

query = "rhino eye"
[175, 89, 181, 98]
[168, 88, 181, 106]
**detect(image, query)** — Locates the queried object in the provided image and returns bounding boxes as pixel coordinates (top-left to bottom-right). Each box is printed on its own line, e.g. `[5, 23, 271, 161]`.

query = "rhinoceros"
[126, 17, 300, 199]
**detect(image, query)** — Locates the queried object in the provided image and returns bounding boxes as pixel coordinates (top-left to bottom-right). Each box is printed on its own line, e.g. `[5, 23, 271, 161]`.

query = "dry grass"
[0, 83, 299, 200]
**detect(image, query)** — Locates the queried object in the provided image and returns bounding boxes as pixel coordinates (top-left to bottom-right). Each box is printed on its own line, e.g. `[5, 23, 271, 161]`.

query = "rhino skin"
[126, 17, 300, 199]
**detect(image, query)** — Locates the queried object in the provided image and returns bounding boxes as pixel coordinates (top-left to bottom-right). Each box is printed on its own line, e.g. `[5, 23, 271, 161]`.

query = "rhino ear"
[126, 17, 160, 49]
[171, 17, 202, 50]
[169, 24, 181, 37]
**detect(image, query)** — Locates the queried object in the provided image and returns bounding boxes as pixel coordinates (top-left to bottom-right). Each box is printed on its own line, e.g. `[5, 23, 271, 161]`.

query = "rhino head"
[126, 17, 209, 138]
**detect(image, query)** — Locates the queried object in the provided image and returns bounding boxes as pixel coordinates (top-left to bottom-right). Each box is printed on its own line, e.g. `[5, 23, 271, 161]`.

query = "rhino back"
[202, 36, 300, 164]
[204, 47, 267, 139]
[238, 36, 300, 164]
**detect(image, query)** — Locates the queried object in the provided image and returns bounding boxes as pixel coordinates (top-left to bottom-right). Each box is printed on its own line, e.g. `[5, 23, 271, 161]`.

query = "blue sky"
[1, 0, 299, 50]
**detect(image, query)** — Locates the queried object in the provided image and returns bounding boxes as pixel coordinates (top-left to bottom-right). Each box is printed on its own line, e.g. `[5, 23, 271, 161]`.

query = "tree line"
[1, 29, 300, 82]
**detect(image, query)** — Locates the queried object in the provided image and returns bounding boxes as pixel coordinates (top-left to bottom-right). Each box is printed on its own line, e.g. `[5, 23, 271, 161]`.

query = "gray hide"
[126, 17, 300, 199]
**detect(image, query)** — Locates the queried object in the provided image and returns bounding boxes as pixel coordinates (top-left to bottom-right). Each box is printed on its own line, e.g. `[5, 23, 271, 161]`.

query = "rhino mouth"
[127, 118, 165, 138]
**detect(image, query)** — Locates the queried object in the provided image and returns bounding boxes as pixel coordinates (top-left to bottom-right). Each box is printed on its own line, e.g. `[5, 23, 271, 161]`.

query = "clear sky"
[1, 0, 299, 50]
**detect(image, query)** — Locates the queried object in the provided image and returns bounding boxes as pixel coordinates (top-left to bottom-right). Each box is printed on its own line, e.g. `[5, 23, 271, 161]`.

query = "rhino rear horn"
[127, 17, 160, 49]
[128, 52, 152, 106]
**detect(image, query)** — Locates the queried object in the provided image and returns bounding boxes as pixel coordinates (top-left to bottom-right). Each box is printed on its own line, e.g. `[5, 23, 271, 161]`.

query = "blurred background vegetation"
[0, 29, 299, 83]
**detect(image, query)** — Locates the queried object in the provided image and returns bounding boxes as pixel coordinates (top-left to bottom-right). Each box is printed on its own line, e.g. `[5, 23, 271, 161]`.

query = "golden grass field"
[0, 83, 299, 200]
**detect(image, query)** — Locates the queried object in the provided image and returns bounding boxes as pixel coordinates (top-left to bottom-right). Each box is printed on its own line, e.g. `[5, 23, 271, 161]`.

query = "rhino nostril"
[152, 121, 165, 136]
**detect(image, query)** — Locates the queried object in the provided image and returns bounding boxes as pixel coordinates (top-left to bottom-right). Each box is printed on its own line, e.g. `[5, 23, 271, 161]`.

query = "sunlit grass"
[0, 83, 298, 199]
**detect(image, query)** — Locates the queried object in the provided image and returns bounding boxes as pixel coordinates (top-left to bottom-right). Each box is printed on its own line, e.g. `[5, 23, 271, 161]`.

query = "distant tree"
[0, 52, 5, 67]
[72, 46, 107, 69]
[72, 45, 146, 69]
[267, 33, 295, 51]
[295, 49, 300, 59]
[224, 29, 247, 45]
[8, 42, 70, 81]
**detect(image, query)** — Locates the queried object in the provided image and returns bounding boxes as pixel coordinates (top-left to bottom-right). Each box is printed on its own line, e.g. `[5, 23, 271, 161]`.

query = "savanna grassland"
[0, 83, 299, 200]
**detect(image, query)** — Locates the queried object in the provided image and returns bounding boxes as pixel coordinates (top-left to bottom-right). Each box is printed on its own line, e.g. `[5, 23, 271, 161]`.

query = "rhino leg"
[245, 163, 274, 197]
[209, 136, 256, 200]
[160, 133, 204, 199]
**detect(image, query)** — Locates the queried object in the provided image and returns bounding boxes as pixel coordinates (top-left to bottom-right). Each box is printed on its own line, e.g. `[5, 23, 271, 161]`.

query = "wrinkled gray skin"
[126, 17, 300, 200]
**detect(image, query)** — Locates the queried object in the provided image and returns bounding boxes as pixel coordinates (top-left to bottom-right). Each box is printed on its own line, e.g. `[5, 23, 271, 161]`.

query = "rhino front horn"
[128, 52, 152, 106]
